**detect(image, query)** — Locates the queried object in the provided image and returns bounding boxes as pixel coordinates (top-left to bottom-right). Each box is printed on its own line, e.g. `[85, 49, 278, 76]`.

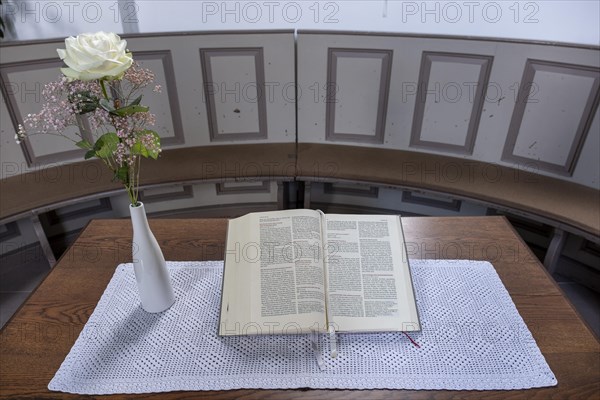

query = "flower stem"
[125, 183, 137, 206]
[100, 79, 109, 100]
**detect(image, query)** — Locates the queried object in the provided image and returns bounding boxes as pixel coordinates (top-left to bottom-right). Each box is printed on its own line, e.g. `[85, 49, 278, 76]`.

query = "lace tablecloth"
[49, 260, 556, 394]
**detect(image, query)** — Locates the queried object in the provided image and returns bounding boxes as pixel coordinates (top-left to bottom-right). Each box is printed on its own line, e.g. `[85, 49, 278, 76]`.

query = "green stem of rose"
[99, 79, 109, 100]
[100, 78, 138, 206]
[125, 184, 137, 207]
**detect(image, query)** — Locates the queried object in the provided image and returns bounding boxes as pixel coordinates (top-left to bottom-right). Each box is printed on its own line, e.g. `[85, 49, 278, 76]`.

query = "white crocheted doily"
[49, 260, 556, 394]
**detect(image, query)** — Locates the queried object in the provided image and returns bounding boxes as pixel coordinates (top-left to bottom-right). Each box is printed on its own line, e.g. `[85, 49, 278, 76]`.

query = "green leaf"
[93, 137, 103, 151]
[146, 130, 161, 159]
[111, 104, 149, 117]
[115, 166, 129, 183]
[132, 140, 149, 157]
[99, 98, 115, 112]
[95, 132, 120, 159]
[78, 91, 98, 102]
[132, 130, 161, 160]
[145, 129, 161, 141]
[68, 90, 99, 114]
[148, 149, 160, 160]
[76, 140, 93, 149]
[78, 103, 98, 114]
[130, 95, 143, 106]
[84, 150, 96, 160]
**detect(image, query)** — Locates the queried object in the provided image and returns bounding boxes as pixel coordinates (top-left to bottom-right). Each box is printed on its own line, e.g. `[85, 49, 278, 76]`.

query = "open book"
[218, 210, 420, 336]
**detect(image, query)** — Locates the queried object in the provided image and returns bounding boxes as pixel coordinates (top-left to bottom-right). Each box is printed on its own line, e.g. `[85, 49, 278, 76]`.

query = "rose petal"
[64, 45, 98, 70]
[60, 67, 81, 80]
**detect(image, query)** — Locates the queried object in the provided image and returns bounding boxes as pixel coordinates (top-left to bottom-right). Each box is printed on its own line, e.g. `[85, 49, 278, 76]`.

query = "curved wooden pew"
[3, 141, 598, 237]
[296, 143, 600, 240]
[2, 142, 598, 271]
[0, 143, 297, 222]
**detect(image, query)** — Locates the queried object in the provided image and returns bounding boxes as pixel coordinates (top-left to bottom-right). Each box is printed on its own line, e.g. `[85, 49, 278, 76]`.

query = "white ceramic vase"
[129, 202, 175, 313]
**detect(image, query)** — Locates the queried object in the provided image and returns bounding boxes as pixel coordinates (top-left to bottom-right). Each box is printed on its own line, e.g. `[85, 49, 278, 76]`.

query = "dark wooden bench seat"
[1, 141, 598, 269]
[2, 142, 598, 239]
[0, 143, 297, 222]
[296, 143, 600, 240]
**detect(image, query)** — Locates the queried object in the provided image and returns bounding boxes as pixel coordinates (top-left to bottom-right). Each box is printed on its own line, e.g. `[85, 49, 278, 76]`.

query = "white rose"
[57, 32, 133, 81]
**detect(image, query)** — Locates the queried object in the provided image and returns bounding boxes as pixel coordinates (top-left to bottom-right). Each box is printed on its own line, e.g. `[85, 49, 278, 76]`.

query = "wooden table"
[1, 216, 598, 399]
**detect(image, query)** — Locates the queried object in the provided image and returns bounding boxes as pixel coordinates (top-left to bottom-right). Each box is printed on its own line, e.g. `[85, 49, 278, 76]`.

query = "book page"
[324, 214, 420, 333]
[220, 209, 326, 335]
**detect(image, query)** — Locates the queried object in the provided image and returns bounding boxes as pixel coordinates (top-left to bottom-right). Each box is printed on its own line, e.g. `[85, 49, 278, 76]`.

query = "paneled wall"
[297, 31, 600, 188]
[2, 31, 599, 186]
[0, 31, 296, 172]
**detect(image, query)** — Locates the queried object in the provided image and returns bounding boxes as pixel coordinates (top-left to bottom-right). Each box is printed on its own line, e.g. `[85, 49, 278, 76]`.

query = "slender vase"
[129, 202, 175, 313]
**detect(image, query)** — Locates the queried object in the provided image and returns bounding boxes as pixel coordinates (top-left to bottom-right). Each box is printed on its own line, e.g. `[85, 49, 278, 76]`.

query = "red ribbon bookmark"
[402, 332, 421, 348]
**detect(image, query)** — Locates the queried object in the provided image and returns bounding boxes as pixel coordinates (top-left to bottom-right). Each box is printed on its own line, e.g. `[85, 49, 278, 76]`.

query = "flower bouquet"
[17, 31, 162, 206]
[17, 32, 175, 313]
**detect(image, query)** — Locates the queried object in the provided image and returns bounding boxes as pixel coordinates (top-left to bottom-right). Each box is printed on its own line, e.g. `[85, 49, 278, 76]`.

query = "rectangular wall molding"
[200, 48, 268, 141]
[0, 221, 21, 242]
[0, 58, 84, 166]
[326, 48, 392, 144]
[47, 198, 112, 225]
[216, 181, 271, 195]
[139, 185, 194, 203]
[502, 59, 600, 176]
[402, 190, 462, 211]
[410, 51, 493, 155]
[323, 182, 379, 198]
[134, 50, 185, 146]
[580, 240, 600, 258]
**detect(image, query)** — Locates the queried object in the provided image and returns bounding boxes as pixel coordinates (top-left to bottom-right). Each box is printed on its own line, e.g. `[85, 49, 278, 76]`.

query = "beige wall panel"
[420, 61, 482, 146]
[207, 53, 261, 136]
[334, 56, 382, 137]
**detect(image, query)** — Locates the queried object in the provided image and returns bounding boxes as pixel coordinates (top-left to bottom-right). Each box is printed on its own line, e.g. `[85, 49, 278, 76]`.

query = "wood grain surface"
[297, 143, 600, 237]
[0, 143, 296, 220]
[1, 216, 598, 399]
